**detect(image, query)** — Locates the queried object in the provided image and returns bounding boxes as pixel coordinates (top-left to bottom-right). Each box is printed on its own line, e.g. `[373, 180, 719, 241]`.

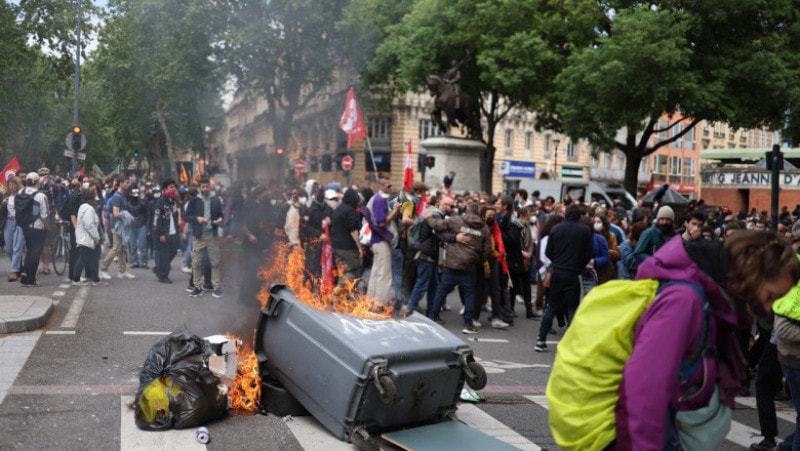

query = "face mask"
[298, 197, 308, 205]
[163, 188, 177, 199]
[485, 217, 495, 225]
[593, 223, 604, 232]
[327, 200, 338, 209]
[153, 192, 161, 199]
[658, 223, 673, 234]
[82, 182, 90, 190]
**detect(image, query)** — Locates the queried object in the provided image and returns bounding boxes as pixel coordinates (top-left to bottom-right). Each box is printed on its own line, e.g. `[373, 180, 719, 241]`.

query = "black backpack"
[15, 190, 41, 228]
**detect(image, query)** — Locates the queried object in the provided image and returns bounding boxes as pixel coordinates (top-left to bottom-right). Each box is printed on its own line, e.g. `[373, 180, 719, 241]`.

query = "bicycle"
[52, 220, 70, 276]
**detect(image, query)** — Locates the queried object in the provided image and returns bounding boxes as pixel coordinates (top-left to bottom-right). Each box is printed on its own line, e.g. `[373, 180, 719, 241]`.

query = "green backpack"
[546, 279, 706, 450]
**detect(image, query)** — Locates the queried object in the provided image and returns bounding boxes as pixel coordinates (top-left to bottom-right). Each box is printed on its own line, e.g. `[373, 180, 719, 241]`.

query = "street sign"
[63, 149, 86, 160]
[66, 132, 87, 151]
[294, 159, 306, 173]
[341, 155, 353, 171]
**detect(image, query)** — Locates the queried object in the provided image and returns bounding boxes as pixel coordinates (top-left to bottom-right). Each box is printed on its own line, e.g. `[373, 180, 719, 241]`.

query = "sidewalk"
[0, 295, 53, 334]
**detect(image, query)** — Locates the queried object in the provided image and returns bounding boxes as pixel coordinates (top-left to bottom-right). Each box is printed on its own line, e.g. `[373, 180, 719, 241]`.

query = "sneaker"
[472, 320, 482, 328]
[459, 306, 465, 316]
[526, 310, 542, 319]
[91, 281, 109, 287]
[99, 271, 112, 280]
[8, 273, 18, 282]
[21, 282, 41, 287]
[516, 295, 524, 304]
[118, 271, 136, 279]
[534, 341, 548, 352]
[462, 326, 479, 334]
[181, 266, 192, 274]
[158, 277, 173, 284]
[491, 318, 510, 329]
[749, 439, 777, 451]
[433, 317, 445, 325]
[212, 287, 223, 298]
[189, 287, 203, 297]
[399, 305, 409, 317]
[186, 284, 195, 293]
[130, 264, 140, 269]
[71, 280, 86, 286]
[442, 304, 451, 311]
[203, 283, 214, 291]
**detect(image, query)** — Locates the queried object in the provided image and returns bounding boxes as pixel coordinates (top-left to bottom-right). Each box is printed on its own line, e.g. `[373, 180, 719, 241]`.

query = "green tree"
[92, 0, 226, 180]
[556, 2, 800, 195]
[354, 0, 603, 192]
[220, 0, 350, 181]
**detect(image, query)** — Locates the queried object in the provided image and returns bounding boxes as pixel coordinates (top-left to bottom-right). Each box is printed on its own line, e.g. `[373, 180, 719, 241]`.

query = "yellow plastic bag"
[546, 279, 660, 450]
[138, 377, 180, 425]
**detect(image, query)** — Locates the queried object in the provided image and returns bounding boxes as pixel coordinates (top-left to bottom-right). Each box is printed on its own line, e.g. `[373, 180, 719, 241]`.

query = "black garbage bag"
[134, 329, 227, 430]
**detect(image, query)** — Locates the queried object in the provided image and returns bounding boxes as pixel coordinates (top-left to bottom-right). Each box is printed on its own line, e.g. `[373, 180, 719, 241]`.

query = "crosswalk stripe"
[282, 416, 356, 450]
[736, 396, 797, 424]
[725, 418, 763, 448]
[524, 395, 549, 409]
[457, 403, 541, 450]
[120, 395, 206, 451]
[0, 331, 41, 405]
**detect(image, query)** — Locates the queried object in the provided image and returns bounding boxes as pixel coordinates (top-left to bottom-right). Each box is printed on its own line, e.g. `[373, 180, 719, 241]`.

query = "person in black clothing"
[151, 179, 179, 283]
[330, 188, 363, 287]
[404, 193, 450, 315]
[497, 195, 534, 318]
[535, 204, 593, 352]
[300, 188, 333, 287]
[127, 187, 148, 268]
[65, 176, 84, 281]
[239, 184, 281, 303]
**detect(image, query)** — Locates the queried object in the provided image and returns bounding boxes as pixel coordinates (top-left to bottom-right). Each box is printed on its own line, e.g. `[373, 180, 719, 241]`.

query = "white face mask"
[593, 223, 603, 232]
[153, 192, 161, 199]
[326, 200, 338, 209]
[298, 196, 308, 205]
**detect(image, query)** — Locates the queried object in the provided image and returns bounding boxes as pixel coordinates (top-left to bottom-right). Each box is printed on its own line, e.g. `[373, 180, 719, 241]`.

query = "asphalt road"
[0, 246, 795, 450]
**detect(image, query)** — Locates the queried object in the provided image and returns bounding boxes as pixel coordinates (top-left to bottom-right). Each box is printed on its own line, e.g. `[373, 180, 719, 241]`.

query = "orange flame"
[257, 242, 393, 319]
[226, 334, 261, 415]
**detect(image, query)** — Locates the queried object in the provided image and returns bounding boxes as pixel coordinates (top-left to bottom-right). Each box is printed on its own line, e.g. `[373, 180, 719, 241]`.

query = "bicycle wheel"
[53, 236, 69, 276]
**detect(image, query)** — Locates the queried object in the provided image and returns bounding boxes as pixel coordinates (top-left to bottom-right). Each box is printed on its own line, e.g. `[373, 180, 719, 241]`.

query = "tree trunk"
[622, 146, 643, 198]
[156, 98, 177, 182]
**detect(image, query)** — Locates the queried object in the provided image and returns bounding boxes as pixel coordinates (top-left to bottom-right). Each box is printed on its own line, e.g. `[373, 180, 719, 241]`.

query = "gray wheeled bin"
[255, 284, 487, 445]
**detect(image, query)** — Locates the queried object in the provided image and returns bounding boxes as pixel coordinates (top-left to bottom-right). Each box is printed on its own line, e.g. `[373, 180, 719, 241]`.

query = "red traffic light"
[277, 147, 284, 155]
[72, 125, 82, 134]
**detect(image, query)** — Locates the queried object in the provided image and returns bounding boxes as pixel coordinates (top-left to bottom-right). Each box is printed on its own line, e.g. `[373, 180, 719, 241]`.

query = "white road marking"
[0, 331, 41, 405]
[119, 395, 206, 451]
[60, 286, 89, 328]
[524, 395, 549, 410]
[59, 284, 71, 289]
[283, 416, 358, 450]
[52, 291, 65, 297]
[457, 403, 541, 450]
[467, 338, 509, 343]
[725, 419, 764, 448]
[123, 331, 171, 336]
[45, 330, 76, 335]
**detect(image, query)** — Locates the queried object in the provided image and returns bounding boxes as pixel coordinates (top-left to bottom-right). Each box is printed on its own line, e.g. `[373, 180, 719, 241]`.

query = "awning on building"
[700, 147, 800, 167]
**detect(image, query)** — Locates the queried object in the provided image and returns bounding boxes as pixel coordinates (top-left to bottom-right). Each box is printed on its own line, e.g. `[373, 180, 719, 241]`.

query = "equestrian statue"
[426, 57, 483, 141]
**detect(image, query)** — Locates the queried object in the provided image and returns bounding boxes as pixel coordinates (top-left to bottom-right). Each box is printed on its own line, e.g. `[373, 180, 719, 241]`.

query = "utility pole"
[71, 0, 82, 176]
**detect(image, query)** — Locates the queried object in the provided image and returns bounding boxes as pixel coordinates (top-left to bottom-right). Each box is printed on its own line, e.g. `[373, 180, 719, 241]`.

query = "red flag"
[0, 157, 20, 187]
[79, 166, 85, 175]
[339, 88, 367, 149]
[403, 139, 414, 192]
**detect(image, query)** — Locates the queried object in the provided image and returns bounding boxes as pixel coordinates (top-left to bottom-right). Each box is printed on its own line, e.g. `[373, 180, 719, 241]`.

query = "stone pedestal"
[420, 137, 485, 194]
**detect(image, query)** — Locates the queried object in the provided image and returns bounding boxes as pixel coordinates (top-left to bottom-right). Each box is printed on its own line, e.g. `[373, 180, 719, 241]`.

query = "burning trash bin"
[255, 284, 487, 446]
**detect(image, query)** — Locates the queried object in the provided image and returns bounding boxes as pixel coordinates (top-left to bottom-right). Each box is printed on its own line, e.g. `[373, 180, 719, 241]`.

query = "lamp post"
[552, 138, 561, 180]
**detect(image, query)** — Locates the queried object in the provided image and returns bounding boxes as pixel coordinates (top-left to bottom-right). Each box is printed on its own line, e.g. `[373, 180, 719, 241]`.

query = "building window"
[566, 141, 577, 161]
[684, 125, 695, 150]
[604, 153, 611, 169]
[656, 119, 669, 140]
[419, 119, 445, 140]
[671, 123, 683, 149]
[368, 117, 392, 140]
[640, 156, 649, 173]
[544, 135, 551, 159]
[504, 129, 513, 156]
[524, 132, 532, 158]
[654, 154, 668, 174]
[616, 152, 625, 170]
[669, 156, 682, 183]
[682, 158, 695, 186]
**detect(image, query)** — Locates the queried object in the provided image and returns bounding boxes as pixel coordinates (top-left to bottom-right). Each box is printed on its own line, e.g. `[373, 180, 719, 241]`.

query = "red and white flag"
[403, 139, 414, 192]
[0, 157, 20, 187]
[339, 87, 367, 149]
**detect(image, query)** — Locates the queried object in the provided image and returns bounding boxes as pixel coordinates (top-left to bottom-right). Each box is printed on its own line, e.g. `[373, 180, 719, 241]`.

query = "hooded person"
[612, 231, 800, 450]
[329, 188, 364, 287]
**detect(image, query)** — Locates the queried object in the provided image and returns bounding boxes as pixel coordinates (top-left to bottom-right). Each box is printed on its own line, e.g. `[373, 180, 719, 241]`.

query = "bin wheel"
[465, 361, 487, 390]
[378, 374, 398, 406]
[349, 429, 380, 451]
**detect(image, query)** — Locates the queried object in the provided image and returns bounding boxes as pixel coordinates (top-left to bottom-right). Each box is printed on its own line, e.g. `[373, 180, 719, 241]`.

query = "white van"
[516, 180, 634, 209]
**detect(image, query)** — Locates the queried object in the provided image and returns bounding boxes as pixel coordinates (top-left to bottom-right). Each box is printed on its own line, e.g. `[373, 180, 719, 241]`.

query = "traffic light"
[276, 147, 284, 155]
[425, 156, 436, 169]
[133, 150, 140, 158]
[71, 125, 82, 152]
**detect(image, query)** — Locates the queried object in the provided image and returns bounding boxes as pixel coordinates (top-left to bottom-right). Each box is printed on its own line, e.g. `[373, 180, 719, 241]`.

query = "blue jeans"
[429, 268, 476, 327]
[4, 219, 23, 272]
[128, 225, 148, 266]
[406, 259, 439, 312]
[182, 235, 194, 268]
[778, 364, 800, 450]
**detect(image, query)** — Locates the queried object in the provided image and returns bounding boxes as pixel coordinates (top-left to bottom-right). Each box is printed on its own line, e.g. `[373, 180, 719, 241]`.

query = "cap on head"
[656, 206, 675, 222]
[131, 188, 140, 197]
[37, 167, 50, 176]
[324, 189, 339, 200]
[26, 172, 40, 183]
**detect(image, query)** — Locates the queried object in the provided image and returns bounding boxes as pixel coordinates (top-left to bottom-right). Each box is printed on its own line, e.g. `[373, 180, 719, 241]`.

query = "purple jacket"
[613, 236, 746, 450]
